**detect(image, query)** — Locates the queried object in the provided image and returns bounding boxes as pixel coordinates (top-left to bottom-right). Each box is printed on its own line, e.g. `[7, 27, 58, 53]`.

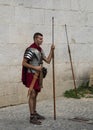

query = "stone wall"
[0, 0, 93, 107]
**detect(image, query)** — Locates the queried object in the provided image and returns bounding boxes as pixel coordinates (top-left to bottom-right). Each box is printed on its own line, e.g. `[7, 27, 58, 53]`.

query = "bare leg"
[28, 89, 36, 114]
[33, 91, 38, 112]
[28, 90, 41, 125]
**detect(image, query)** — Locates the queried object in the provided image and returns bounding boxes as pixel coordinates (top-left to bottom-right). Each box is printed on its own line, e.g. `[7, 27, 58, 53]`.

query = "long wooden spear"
[65, 24, 77, 96]
[52, 17, 56, 120]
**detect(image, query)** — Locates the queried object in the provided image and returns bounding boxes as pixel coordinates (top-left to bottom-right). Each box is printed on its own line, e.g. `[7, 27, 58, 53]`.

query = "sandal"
[30, 114, 42, 125]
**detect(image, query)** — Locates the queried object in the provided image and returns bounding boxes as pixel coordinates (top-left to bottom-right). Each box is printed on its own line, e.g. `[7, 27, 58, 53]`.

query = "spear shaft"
[52, 17, 56, 120]
[65, 24, 77, 96]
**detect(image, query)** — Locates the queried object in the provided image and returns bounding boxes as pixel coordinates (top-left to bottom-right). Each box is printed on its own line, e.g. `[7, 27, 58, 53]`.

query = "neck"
[30, 42, 41, 52]
[35, 42, 39, 46]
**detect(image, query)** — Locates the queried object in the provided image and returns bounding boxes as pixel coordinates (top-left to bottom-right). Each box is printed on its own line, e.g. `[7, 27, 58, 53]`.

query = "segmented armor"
[24, 47, 46, 73]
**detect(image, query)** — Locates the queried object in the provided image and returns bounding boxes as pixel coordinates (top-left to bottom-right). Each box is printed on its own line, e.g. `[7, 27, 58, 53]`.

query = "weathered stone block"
[71, 0, 79, 11]
[0, 0, 93, 107]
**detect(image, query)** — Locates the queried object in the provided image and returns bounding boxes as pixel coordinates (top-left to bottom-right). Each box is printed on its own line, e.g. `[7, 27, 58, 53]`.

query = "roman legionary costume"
[22, 43, 46, 92]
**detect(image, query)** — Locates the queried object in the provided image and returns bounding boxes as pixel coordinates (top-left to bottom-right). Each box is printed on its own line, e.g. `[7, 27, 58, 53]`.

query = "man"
[22, 32, 55, 125]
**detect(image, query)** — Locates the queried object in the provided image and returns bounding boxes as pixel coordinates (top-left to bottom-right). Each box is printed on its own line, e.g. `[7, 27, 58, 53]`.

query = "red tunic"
[22, 43, 42, 92]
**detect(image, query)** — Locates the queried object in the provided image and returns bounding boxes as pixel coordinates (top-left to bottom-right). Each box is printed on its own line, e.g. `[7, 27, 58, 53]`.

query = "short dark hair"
[33, 32, 43, 40]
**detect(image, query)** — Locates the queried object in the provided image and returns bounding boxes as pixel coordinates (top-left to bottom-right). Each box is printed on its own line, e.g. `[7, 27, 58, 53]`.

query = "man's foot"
[30, 114, 42, 125]
[35, 112, 45, 120]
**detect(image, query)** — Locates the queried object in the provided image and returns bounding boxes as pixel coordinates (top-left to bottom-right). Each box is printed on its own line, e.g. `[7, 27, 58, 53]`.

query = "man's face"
[35, 35, 43, 45]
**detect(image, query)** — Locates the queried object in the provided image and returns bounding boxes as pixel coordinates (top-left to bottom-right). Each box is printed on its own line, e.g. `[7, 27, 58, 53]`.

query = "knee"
[30, 90, 36, 99]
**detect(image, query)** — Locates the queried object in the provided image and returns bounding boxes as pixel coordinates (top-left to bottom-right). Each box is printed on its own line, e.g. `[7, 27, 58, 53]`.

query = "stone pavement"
[0, 97, 93, 130]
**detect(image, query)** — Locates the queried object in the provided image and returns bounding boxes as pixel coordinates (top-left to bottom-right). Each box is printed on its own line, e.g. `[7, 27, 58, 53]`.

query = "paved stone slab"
[0, 97, 93, 130]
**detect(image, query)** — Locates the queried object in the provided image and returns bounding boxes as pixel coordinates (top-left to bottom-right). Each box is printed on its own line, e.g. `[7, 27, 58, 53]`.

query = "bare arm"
[43, 44, 55, 64]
